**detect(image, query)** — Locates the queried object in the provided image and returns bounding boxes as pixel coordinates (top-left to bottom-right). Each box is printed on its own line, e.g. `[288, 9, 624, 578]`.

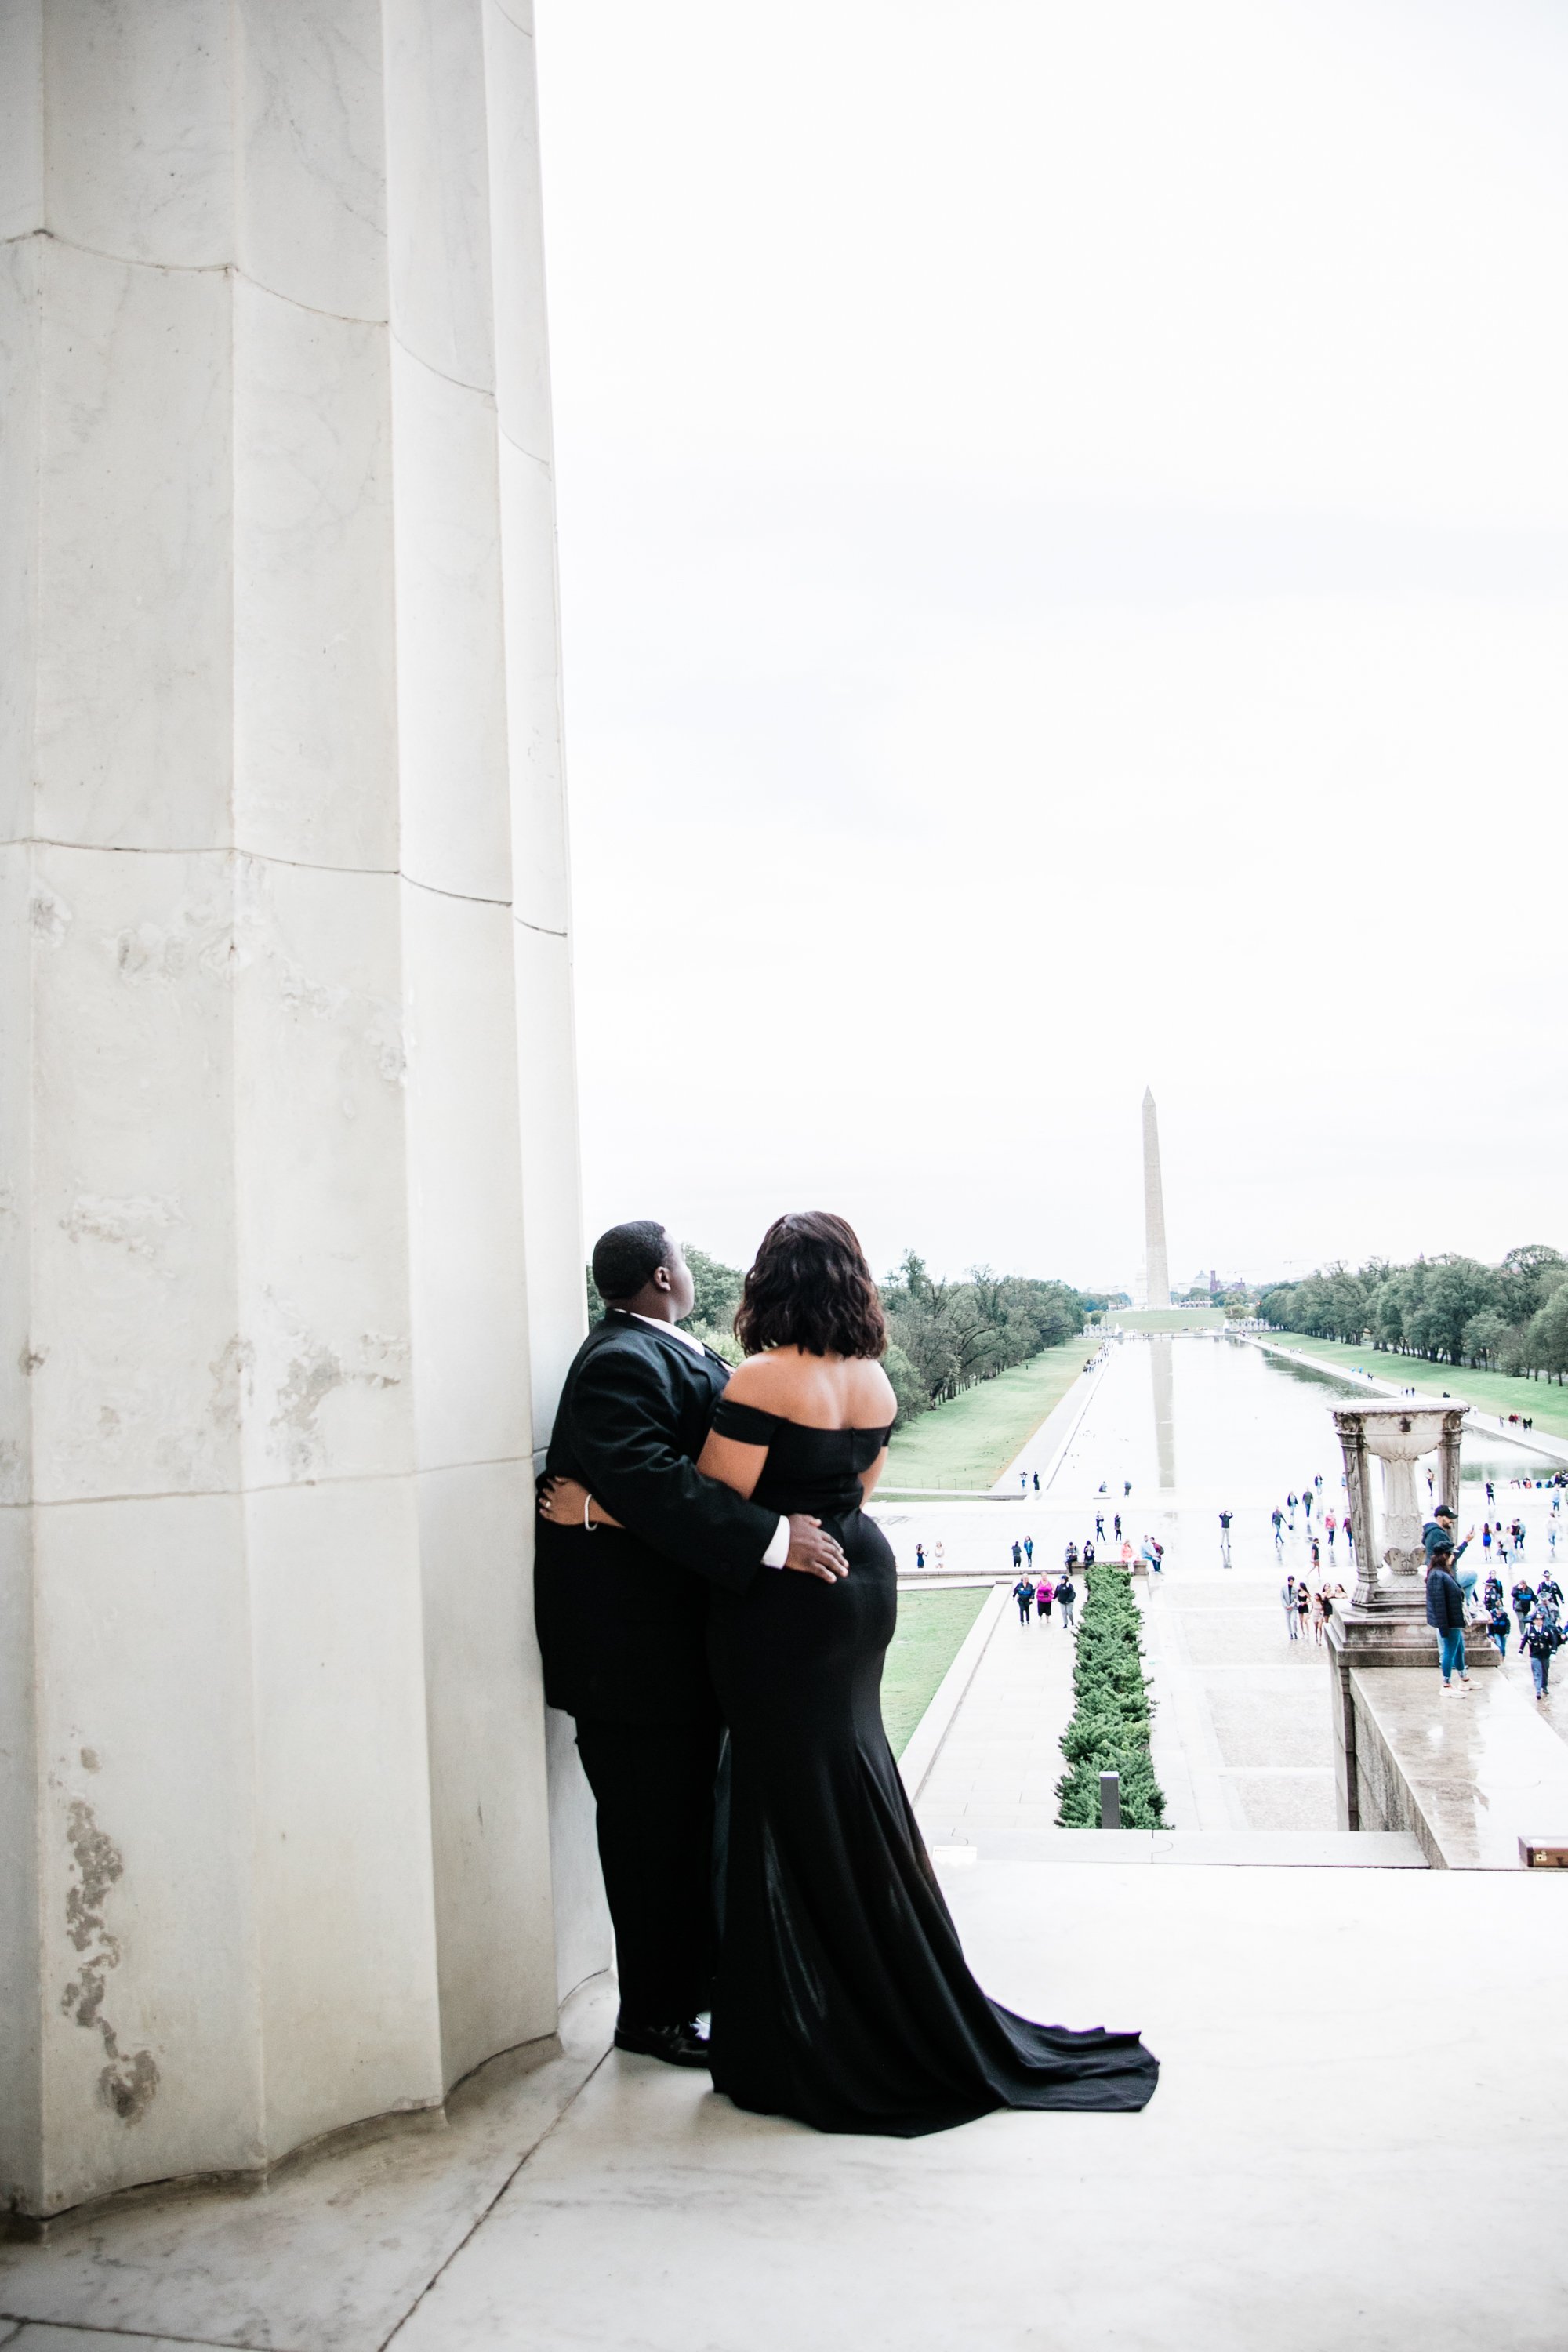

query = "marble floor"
[7, 1859, 1568, 2350]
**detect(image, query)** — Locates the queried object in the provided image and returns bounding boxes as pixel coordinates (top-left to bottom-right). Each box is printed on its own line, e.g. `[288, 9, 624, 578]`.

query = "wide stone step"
[925, 1828, 1429, 1867]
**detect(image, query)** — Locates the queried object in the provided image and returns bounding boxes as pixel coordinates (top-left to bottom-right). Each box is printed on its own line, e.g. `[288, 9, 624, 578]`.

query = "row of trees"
[586, 1246, 1098, 1426]
[1258, 1246, 1568, 1381]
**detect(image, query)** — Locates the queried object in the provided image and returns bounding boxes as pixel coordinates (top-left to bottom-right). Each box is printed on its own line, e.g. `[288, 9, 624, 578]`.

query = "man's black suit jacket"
[534, 1312, 779, 1727]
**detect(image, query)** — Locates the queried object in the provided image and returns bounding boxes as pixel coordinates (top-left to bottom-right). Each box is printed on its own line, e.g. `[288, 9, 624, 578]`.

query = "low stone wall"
[1343, 1667, 1568, 1867]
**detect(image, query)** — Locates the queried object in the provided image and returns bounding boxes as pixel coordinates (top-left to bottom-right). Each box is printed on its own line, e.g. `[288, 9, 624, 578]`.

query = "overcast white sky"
[535, 0, 1568, 1294]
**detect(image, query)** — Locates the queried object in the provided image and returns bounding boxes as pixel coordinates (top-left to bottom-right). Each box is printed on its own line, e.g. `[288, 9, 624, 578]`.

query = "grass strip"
[1267, 1333, 1568, 1445]
[1055, 1567, 1167, 1829]
[881, 1586, 989, 1759]
[884, 1341, 1091, 1490]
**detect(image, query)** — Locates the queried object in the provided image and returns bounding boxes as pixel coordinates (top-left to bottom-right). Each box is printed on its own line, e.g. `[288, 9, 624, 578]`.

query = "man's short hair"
[592, 1219, 673, 1304]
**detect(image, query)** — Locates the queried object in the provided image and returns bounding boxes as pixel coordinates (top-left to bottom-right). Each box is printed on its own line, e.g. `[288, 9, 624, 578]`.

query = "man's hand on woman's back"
[786, 1515, 849, 1581]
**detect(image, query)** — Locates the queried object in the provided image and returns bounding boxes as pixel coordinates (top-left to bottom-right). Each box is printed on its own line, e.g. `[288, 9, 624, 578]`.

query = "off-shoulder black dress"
[704, 1397, 1159, 2137]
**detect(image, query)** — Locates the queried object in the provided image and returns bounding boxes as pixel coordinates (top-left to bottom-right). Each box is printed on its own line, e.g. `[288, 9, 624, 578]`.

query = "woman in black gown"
[694, 1212, 1157, 2137]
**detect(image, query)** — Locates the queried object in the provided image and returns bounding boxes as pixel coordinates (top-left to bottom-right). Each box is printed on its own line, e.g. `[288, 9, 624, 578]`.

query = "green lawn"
[881, 1587, 989, 1758]
[1268, 1333, 1568, 1443]
[884, 1341, 1092, 1490]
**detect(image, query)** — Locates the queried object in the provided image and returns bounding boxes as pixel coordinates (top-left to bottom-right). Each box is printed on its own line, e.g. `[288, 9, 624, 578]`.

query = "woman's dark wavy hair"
[735, 1211, 887, 1360]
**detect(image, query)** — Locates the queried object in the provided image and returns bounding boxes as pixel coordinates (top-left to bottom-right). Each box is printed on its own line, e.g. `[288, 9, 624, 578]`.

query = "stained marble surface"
[5, 0, 592, 2221]
[9, 1872, 1566, 2350]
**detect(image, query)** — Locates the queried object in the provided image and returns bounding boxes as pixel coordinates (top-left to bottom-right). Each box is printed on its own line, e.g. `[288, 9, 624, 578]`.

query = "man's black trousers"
[572, 1713, 724, 2028]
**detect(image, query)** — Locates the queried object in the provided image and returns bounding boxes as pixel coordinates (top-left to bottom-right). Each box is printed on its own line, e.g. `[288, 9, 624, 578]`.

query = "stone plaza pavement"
[5, 1860, 1567, 2351]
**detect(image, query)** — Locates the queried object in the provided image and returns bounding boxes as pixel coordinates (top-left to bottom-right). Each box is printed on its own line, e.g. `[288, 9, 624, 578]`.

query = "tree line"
[1258, 1245, 1568, 1381]
[586, 1246, 1100, 1426]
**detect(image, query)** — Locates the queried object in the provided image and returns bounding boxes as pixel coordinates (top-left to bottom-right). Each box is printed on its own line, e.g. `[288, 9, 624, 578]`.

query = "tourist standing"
[1095, 1512, 1105, 1541]
[1012, 1540, 1023, 1573]
[1218, 1508, 1233, 1570]
[1310, 1588, 1326, 1646]
[1013, 1575, 1034, 1624]
[1058, 1573, 1077, 1633]
[1521, 1609, 1562, 1703]
[1024, 1535, 1035, 1572]
[1295, 1583, 1311, 1638]
[915, 1542, 925, 1571]
[1425, 1544, 1471, 1693]
[1113, 1513, 1123, 1541]
[1282, 1574, 1298, 1639]
[1272, 1507, 1284, 1549]
[1036, 1577, 1054, 1625]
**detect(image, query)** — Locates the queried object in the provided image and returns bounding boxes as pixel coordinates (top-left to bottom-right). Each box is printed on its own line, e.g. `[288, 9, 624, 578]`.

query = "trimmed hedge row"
[1054, 1566, 1168, 1828]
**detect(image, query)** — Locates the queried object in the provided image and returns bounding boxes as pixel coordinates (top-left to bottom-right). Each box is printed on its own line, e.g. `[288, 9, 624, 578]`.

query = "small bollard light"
[1099, 1770, 1122, 1829]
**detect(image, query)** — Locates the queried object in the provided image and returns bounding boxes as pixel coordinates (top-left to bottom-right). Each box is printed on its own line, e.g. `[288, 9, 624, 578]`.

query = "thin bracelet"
[583, 1493, 598, 1535]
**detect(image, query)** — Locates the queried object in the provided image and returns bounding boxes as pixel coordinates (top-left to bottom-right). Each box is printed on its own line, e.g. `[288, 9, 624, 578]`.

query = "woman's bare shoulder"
[725, 1350, 805, 1404]
[848, 1357, 898, 1421]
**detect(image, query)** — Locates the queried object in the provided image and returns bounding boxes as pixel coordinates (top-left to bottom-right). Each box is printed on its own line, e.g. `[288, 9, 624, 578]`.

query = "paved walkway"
[916, 1595, 1076, 1848]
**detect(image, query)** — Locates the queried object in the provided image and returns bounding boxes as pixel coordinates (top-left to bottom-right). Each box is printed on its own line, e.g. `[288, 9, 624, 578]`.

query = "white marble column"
[0, 0, 601, 2222]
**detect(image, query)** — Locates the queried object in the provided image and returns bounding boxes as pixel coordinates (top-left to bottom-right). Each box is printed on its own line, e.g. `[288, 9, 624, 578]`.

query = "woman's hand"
[538, 1477, 622, 1530]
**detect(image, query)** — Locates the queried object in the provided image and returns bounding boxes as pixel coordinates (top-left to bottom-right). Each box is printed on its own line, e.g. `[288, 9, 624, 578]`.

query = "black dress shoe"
[612, 2016, 711, 2069]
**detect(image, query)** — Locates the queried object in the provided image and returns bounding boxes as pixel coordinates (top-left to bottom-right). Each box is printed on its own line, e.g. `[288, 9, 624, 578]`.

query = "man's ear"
[649, 1262, 673, 1294]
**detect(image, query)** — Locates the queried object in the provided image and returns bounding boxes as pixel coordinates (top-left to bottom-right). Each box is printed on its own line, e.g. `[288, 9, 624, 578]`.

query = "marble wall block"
[27, 845, 240, 1506]
[0, 848, 34, 1506]
[383, 0, 495, 390]
[235, 0, 389, 325]
[497, 438, 569, 936]
[34, 243, 233, 851]
[0, 241, 40, 841]
[0, 1, 44, 239]
[33, 1494, 263, 2215]
[511, 923, 584, 1457]
[234, 282, 397, 873]
[247, 1476, 443, 2153]
[401, 886, 528, 1471]
[42, 0, 233, 269]
[390, 348, 510, 902]
[544, 1705, 610, 2005]
[232, 858, 415, 1489]
[481, 0, 553, 466]
[0, 1503, 42, 2214]
[417, 1460, 557, 2086]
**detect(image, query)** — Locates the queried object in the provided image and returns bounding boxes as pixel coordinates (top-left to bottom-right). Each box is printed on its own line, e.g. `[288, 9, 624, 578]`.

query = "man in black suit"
[535, 1220, 847, 2068]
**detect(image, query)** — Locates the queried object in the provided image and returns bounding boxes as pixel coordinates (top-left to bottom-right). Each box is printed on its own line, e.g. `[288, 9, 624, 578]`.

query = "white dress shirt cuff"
[762, 1515, 791, 1570]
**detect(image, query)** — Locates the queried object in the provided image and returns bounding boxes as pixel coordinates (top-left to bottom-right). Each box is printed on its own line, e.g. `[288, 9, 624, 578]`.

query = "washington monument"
[1142, 1087, 1171, 1308]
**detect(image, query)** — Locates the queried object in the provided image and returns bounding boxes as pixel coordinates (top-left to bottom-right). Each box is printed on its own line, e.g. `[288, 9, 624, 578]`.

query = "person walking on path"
[1272, 1507, 1284, 1549]
[1426, 1543, 1472, 1693]
[1282, 1574, 1298, 1639]
[1303, 1487, 1314, 1524]
[1013, 1575, 1034, 1624]
[1113, 1513, 1123, 1541]
[1033, 1471, 1040, 1491]
[1324, 1509, 1337, 1549]
[1036, 1577, 1054, 1625]
[1309, 1588, 1326, 1646]
[1095, 1512, 1105, 1541]
[1522, 1609, 1563, 1702]
[1310, 1536, 1321, 1576]
[915, 1542, 925, 1571]
[1537, 1571, 1563, 1628]
[1219, 1508, 1233, 1570]
[1012, 1540, 1023, 1573]
[1512, 1578, 1536, 1634]
[1058, 1573, 1077, 1633]
[1287, 1492, 1298, 1529]
[1487, 1599, 1511, 1659]
[1295, 1583, 1311, 1638]
[1023, 1535, 1034, 1572]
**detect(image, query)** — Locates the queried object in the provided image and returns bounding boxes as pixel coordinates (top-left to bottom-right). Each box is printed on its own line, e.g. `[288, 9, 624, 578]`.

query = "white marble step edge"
[897, 1582, 1011, 1802]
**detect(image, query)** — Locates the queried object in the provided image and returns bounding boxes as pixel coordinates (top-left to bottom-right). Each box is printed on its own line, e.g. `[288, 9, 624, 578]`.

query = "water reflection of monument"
[1150, 1336, 1177, 1487]
[1142, 1087, 1171, 1308]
